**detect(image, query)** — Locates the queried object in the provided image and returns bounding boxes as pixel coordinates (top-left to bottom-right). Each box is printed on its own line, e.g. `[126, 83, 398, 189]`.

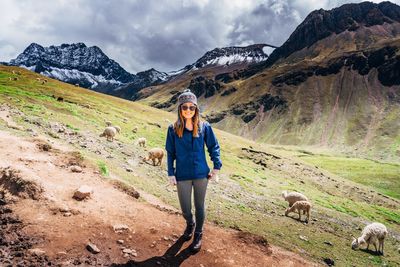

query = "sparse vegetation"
[97, 161, 109, 176]
[0, 66, 399, 266]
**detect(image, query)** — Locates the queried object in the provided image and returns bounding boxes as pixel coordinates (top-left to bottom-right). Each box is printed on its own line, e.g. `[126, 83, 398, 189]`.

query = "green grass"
[97, 160, 109, 176]
[298, 154, 400, 199]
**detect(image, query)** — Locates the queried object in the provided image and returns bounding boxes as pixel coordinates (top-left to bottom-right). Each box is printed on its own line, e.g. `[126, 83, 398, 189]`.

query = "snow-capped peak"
[194, 44, 269, 68]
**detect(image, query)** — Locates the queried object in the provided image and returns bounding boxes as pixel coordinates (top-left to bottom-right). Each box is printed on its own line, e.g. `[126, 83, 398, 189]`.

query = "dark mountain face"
[265, 1, 400, 67]
[111, 68, 169, 100]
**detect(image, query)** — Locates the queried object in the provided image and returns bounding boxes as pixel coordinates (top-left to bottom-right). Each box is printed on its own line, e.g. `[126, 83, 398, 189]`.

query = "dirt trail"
[0, 115, 317, 266]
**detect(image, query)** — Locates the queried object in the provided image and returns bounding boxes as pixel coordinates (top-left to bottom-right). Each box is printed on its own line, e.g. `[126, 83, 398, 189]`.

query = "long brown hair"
[174, 104, 201, 138]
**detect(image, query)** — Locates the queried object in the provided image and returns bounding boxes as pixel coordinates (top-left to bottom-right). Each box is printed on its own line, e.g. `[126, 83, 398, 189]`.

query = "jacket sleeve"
[165, 125, 176, 176]
[204, 122, 222, 170]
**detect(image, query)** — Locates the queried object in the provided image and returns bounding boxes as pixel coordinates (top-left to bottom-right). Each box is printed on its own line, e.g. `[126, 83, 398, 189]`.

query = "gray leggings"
[176, 178, 208, 233]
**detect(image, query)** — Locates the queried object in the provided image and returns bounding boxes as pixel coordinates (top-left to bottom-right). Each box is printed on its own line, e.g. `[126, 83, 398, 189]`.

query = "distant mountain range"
[6, 42, 271, 97]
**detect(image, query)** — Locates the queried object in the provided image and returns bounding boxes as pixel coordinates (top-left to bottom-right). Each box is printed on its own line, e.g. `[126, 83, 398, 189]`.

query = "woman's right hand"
[169, 175, 177, 186]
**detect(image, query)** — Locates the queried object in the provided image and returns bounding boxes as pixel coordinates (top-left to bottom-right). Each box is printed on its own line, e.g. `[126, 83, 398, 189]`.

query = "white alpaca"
[351, 222, 388, 255]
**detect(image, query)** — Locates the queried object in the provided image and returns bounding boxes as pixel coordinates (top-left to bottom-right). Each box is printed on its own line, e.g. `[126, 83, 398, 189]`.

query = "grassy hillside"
[1, 65, 399, 266]
[139, 39, 400, 163]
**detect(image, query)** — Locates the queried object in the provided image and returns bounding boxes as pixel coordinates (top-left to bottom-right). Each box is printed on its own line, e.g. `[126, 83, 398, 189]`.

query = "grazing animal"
[351, 222, 388, 255]
[145, 148, 164, 166]
[285, 200, 311, 222]
[99, 127, 118, 141]
[137, 137, 146, 147]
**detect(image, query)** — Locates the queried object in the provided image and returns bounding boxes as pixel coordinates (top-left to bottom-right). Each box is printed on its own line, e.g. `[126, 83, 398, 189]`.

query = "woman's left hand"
[208, 169, 219, 183]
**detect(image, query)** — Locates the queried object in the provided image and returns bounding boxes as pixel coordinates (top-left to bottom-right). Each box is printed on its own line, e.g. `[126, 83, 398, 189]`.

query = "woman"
[165, 89, 222, 253]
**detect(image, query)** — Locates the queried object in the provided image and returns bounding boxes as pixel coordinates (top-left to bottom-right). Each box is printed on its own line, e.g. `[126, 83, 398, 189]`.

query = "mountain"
[110, 44, 271, 100]
[8, 42, 270, 98]
[264, 1, 400, 67]
[190, 44, 269, 69]
[111, 68, 169, 100]
[135, 1, 400, 160]
[9, 43, 137, 92]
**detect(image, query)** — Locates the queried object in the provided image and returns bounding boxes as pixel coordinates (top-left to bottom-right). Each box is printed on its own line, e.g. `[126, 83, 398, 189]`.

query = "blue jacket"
[165, 121, 222, 181]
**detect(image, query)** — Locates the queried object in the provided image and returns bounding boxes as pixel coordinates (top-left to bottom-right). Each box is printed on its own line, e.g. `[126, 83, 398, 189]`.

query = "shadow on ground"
[111, 236, 197, 267]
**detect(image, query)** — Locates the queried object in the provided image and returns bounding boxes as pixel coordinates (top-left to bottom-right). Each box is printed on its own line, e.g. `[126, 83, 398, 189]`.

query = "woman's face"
[180, 102, 196, 120]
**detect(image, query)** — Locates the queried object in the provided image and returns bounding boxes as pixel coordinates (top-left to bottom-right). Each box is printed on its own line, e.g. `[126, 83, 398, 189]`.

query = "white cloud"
[1, 0, 399, 73]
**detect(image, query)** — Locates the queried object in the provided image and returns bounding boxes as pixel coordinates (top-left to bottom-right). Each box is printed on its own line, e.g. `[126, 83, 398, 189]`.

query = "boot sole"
[190, 246, 201, 253]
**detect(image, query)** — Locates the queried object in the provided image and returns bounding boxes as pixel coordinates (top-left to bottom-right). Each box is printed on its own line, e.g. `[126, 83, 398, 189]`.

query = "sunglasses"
[181, 105, 196, 111]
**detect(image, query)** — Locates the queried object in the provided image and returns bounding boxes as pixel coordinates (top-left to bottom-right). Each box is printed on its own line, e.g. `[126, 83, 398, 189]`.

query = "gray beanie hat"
[178, 89, 197, 106]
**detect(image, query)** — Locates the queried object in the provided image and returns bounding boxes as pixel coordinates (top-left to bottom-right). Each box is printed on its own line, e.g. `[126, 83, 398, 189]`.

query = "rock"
[125, 167, 133, 172]
[123, 248, 133, 254]
[172, 233, 179, 239]
[86, 243, 100, 254]
[70, 165, 83, 173]
[323, 258, 335, 266]
[59, 205, 70, 213]
[117, 240, 124, 245]
[113, 224, 130, 232]
[73, 185, 93, 200]
[47, 131, 60, 139]
[63, 212, 72, 217]
[28, 248, 46, 256]
[70, 209, 80, 215]
[150, 227, 158, 234]
[299, 235, 308, 242]
[323, 241, 333, 246]
[163, 236, 170, 241]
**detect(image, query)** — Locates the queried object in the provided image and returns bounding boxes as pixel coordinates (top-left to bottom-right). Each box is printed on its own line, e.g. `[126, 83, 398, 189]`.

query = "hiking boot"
[182, 222, 195, 241]
[190, 232, 202, 252]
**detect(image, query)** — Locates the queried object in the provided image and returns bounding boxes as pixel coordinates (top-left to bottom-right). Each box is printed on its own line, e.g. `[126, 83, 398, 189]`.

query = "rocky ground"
[0, 105, 316, 266]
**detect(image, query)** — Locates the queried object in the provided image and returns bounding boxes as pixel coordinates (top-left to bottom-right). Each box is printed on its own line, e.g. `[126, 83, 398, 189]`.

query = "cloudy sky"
[1, 0, 399, 73]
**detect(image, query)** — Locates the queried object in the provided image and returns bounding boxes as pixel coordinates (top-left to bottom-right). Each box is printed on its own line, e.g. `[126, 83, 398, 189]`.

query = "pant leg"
[193, 178, 208, 233]
[176, 180, 194, 224]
